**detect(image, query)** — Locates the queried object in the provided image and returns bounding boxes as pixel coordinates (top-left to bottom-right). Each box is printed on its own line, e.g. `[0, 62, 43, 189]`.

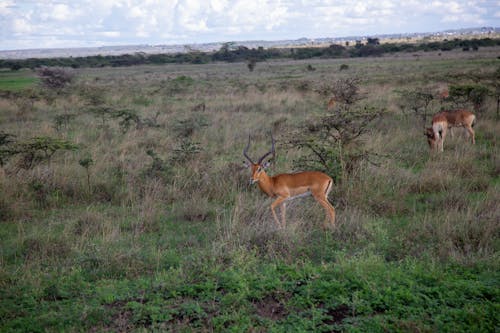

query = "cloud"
[128, 6, 147, 19]
[210, 0, 229, 13]
[306, 2, 397, 34]
[223, 0, 289, 32]
[176, 0, 210, 32]
[38, 3, 82, 22]
[52, 4, 73, 20]
[0, 1, 14, 16]
[12, 18, 33, 34]
[99, 31, 121, 37]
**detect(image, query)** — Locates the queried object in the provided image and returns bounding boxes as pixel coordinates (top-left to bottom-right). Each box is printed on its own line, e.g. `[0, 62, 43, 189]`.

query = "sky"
[0, 0, 499, 51]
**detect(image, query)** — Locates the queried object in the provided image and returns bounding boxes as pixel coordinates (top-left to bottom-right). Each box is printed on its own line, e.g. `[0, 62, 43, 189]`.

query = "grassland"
[0, 48, 499, 332]
[0, 70, 37, 91]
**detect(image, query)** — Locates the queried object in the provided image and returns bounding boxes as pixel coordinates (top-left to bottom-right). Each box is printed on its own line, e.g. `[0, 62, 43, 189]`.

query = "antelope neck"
[257, 172, 275, 197]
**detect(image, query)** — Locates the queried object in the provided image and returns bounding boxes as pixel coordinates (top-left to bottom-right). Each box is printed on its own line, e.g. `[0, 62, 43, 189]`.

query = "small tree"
[13, 88, 39, 116]
[173, 115, 209, 138]
[247, 58, 257, 72]
[490, 67, 500, 118]
[461, 68, 500, 116]
[86, 106, 114, 127]
[0, 132, 17, 167]
[16, 137, 78, 169]
[171, 140, 202, 164]
[111, 109, 142, 133]
[146, 149, 166, 173]
[316, 77, 362, 103]
[448, 84, 490, 113]
[367, 37, 380, 45]
[10, 63, 22, 71]
[143, 149, 172, 181]
[78, 85, 106, 106]
[53, 113, 76, 131]
[397, 88, 434, 125]
[78, 155, 94, 195]
[289, 77, 383, 183]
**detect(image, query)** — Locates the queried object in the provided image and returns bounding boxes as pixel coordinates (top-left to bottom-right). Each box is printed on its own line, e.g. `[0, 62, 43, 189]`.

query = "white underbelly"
[286, 191, 311, 201]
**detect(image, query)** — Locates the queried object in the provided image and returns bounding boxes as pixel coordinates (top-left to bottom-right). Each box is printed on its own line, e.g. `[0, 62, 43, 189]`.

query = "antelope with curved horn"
[424, 109, 476, 152]
[243, 134, 336, 229]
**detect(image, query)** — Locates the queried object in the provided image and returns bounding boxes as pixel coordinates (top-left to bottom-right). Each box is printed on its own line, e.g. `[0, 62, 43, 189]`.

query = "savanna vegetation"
[1, 37, 499, 70]
[0, 46, 499, 332]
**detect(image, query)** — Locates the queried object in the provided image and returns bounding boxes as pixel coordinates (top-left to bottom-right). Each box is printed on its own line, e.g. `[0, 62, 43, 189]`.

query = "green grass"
[0, 70, 37, 91]
[1, 191, 497, 331]
[1, 250, 497, 332]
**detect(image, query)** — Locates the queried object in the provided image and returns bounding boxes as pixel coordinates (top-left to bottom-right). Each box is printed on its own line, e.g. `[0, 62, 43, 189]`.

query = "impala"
[425, 109, 476, 152]
[327, 97, 337, 110]
[437, 89, 449, 100]
[243, 134, 336, 229]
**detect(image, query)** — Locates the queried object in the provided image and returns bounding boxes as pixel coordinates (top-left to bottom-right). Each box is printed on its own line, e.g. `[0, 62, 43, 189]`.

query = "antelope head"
[424, 127, 438, 150]
[243, 133, 275, 185]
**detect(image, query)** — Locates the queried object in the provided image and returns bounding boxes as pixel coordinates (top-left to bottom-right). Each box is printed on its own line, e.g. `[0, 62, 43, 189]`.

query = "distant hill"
[0, 27, 498, 60]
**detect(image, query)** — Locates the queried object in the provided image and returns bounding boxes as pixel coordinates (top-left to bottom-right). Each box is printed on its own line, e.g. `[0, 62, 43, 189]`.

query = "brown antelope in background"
[425, 109, 476, 152]
[243, 134, 336, 229]
[327, 97, 337, 110]
[437, 89, 449, 101]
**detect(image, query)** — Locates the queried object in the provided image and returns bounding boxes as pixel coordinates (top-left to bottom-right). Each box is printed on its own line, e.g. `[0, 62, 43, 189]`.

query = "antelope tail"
[325, 180, 333, 196]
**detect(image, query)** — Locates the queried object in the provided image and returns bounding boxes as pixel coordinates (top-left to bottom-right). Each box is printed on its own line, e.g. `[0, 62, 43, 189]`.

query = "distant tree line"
[1, 38, 499, 70]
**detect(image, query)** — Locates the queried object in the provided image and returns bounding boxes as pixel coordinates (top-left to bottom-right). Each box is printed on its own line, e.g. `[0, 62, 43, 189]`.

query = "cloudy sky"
[0, 0, 498, 51]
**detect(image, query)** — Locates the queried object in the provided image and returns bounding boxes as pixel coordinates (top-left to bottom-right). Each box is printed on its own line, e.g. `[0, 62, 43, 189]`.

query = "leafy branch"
[16, 137, 78, 169]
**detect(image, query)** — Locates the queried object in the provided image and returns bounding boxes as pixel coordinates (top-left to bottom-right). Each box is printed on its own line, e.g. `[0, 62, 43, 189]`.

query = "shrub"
[295, 80, 312, 93]
[165, 75, 195, 95]
[53, 113, 76, 131]
[173, 115, 209, 138]
[78, 85, 107, 106]
[13, 89, 39, 116]
[288, 78, 384, 182]
[396, 88, 434, 125]
[0, 132, 17, 167]
[111, 109, 142, 132]
[78, 154, 94, 194]
[449, 84, 490, 112]
[247, 58, 257, 72]
[320, 77, 362, 104]
[15, 136, 78, 169]
[171, 139, 202, 164]
[36, 66, 74, 90]
[86, 106, 114, 126]
[143, 149, 172, 181]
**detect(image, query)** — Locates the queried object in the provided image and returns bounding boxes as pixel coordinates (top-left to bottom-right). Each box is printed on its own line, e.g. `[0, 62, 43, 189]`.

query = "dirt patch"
[322, 304, 351, 330]
[103, 301, 134, 332]
[254, 295, 287, 321]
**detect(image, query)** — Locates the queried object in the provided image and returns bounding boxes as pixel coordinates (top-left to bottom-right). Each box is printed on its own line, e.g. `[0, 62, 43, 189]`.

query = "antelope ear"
[243, 161, 250, 168]
[262, 160, 272, 169]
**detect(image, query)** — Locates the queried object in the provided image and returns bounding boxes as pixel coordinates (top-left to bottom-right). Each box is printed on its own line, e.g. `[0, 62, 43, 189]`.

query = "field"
[0, 70, 38, 91]
[0, 48, 499, 332]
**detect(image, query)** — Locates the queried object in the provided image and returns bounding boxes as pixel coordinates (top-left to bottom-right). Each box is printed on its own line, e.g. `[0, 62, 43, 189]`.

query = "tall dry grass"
[0, 52, 498, 274]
